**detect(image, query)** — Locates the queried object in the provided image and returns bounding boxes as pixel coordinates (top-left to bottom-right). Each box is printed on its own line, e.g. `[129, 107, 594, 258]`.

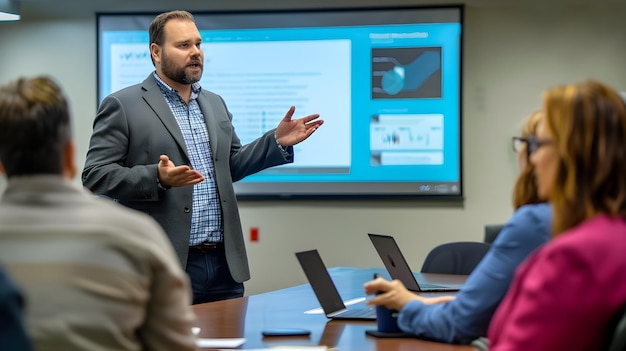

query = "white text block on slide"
[202, 40, 352, 169]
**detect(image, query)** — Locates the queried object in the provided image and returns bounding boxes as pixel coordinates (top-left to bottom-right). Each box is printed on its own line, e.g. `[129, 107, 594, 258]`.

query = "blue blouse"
[397, 203, 552, 344]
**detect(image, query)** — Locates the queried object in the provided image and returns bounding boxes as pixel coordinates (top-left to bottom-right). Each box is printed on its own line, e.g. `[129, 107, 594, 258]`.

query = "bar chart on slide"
[370, 114, 444, 166]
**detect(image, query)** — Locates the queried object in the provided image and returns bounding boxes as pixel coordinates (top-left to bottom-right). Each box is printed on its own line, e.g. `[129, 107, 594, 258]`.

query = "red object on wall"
[250, 227, 259, 242]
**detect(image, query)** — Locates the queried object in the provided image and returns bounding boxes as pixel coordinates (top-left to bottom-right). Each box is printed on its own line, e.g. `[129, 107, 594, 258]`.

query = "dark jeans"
[185, 246, 244, 304]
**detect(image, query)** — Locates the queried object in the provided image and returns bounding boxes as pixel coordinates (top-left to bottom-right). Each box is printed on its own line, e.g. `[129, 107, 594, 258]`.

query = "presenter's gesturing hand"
[275, 105, 324, 147]
[157, 155, 205, 188]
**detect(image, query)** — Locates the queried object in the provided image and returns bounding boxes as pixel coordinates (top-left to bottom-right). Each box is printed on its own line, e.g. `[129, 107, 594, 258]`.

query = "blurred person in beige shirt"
[0, 75, 197, 351]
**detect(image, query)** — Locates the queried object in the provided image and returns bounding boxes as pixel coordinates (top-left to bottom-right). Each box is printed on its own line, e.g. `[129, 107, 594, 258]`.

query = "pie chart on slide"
[381, 66, 405, 95]
[372, 48, 442, 99]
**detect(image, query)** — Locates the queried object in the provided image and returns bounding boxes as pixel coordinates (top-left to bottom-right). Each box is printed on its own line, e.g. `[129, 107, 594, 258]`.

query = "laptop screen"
[295, 250, 347, 315]
[368, 234, 422, 291]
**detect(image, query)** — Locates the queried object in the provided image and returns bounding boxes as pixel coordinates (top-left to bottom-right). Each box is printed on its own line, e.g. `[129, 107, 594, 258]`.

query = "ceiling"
[18, 0, 626, 20]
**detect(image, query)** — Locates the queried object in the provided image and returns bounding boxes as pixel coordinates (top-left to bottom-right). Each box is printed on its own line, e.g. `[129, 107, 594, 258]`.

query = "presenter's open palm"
[275, 105, 324, 147]
[157, 155, 205, 188]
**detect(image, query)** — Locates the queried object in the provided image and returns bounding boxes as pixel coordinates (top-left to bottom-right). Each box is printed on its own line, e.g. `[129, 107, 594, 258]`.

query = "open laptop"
[295, 249, 376, 320]
[368, 233, 462, 292]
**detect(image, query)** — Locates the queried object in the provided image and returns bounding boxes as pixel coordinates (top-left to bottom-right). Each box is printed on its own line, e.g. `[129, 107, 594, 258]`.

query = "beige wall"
[1, 1, 625, 295]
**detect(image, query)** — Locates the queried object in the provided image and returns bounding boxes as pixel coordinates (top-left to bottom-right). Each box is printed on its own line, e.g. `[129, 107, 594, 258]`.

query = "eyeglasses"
[512, 136, 553, 155]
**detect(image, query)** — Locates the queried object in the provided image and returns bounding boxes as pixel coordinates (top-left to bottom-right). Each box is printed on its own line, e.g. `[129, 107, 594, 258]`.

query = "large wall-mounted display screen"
[97, 6, 463, 199]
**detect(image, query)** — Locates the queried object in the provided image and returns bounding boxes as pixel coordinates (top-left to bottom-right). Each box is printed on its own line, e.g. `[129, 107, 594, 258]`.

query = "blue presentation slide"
[99, 21, 461, 186]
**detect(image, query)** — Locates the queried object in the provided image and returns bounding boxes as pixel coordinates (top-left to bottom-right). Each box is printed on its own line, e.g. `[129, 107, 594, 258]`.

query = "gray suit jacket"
[82, 74, 293, 282]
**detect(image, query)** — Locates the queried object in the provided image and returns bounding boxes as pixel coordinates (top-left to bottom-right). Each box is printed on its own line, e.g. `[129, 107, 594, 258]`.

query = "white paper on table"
[304, 297, 366, 314]
[219, 347, 327, 351]
[268, 347, 327, 350]
[196, 337, 246, 348]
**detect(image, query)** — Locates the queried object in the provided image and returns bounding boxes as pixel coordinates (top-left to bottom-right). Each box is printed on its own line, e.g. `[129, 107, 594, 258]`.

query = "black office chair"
[484, 224, 505, 244]
[604, 303, 626, 351]
[420, 241, 491, 275]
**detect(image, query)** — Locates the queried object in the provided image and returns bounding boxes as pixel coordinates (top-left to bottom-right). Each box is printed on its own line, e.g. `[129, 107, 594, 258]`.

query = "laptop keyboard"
[339, 308, 376, 319]
[420, 282, 447, 289]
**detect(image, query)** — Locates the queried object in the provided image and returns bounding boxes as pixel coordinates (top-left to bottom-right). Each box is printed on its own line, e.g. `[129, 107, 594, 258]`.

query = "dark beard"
[161, 52, 202, 85]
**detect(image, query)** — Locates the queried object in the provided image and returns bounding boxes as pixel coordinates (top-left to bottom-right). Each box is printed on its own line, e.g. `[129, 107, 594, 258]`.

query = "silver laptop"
[368, 233, 462, 292]
[295, 249, 376, 320]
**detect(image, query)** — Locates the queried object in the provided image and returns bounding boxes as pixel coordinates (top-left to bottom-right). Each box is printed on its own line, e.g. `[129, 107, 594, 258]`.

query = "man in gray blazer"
[82, 10, 323, 304]
[0, 76, 197, 350]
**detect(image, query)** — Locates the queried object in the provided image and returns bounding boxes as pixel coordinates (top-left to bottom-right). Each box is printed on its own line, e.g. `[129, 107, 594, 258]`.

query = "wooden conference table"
[193, 267, 476, 351]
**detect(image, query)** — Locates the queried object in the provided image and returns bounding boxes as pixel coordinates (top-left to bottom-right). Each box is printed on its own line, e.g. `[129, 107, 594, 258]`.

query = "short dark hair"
[148, 10, 195, 65]
[0, 76, 72, 177]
